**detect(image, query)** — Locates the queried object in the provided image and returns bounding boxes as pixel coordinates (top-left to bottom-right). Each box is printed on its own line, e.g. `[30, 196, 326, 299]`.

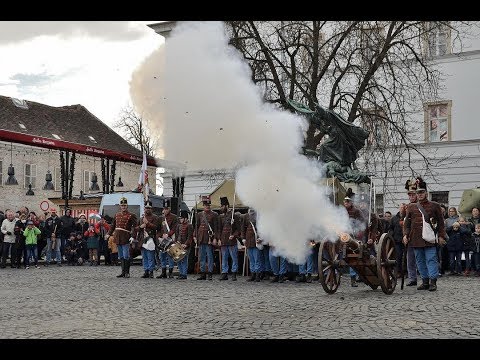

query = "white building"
[151, 21, 480, 215]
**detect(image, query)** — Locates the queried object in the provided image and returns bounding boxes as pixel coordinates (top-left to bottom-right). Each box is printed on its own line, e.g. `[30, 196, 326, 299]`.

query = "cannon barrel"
[338, 232, 361, 251]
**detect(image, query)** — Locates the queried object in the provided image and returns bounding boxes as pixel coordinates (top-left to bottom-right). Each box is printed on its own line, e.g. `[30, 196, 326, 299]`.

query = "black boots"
[168, 268, 174, 278]
[270, 275, 279, 283]
[247, 273, 257, 282]
[124, 260, 130, 278]
[406, 280, 417, 286]
[351, 276, 358, 287]
[231, 273, 237, 281]
[428, 278, 437, 291]
[207, 272, 213, 280]
[306, 274, 312, 283]
[296, 274, 306, 283]
[141, 270, 149, 278]
[219, 273, 228, 280]
[417, 278, 430, 290]
[196, 272, 206, 280]
[156, 268, 167, 279]
[116, 259, 125, 278]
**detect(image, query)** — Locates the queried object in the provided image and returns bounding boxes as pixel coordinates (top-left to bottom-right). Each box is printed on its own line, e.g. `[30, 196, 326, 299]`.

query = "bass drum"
[158, 237, 173, 253]
[167, 242, 187, 262]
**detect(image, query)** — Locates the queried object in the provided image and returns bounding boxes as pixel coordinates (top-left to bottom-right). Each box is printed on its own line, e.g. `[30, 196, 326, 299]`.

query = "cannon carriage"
[318, 232, 397, 295]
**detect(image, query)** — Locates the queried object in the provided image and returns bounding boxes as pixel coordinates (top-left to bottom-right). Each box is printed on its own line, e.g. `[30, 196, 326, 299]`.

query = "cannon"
[318, 232, 397, 295]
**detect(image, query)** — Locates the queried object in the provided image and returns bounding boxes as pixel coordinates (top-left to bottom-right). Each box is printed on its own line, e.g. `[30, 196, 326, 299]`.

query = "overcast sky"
[0, 21, 164, 128]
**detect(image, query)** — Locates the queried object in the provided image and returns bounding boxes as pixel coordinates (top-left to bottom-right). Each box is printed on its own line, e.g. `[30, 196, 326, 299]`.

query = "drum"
[167, 242, 187, 262]
[158, 238, 173, 252]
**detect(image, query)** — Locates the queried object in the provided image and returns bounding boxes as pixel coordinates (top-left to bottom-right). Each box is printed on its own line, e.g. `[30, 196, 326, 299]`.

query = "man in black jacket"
[60, 209, 76, 260]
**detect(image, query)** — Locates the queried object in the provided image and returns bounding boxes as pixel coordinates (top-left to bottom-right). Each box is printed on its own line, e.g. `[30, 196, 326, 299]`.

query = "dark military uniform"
[135, 212, 161, 278]
[195, 209, 218, 279]
[241, 212, 262, 281]
[107, 204, 137, 278]
[157, 211, 178, 278]
[175, 216, 194, 279]
[218, 209, 241, 279]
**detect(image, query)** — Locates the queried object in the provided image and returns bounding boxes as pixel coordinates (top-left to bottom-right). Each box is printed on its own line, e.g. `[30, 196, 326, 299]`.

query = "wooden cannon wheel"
[376, 233, 397, 295]
[318, 240, 342, 294]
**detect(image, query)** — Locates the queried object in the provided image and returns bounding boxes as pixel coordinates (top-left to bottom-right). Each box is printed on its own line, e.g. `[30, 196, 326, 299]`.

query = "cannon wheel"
[318, 240, 342, 294]
[376, 233, 397, 295]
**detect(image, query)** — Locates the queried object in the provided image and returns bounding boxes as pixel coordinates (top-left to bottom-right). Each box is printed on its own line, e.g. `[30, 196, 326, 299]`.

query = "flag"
[137, 151, 149, 199]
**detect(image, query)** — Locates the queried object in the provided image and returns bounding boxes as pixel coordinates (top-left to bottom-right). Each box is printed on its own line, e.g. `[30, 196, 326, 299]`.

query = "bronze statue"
[288, 99, 370, 184]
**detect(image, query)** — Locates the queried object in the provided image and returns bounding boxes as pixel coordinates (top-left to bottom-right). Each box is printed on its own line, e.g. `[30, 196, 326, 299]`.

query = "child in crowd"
[84, 224, 99, 266]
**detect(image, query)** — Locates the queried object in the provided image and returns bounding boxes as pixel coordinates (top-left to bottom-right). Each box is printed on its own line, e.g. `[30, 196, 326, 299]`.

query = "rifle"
[194, 195, 200, 274]
[401, 242, 407, 290]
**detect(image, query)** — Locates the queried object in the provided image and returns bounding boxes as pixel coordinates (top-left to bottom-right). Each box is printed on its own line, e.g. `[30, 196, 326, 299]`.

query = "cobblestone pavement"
[1, 265, 479, 339]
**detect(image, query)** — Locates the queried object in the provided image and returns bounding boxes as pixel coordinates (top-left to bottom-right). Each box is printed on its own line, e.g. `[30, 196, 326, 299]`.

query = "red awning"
[0, 129, 156, 166]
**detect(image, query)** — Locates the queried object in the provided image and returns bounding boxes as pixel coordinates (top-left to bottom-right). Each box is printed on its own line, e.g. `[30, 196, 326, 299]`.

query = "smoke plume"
[130, 21, 352, 263]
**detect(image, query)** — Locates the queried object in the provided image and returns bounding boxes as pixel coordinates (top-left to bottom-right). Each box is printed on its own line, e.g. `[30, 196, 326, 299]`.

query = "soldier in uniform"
[195, 196, 218, 280]
[135, 200, 162, 279]
[404, 179, 419, 286]
[157, 199, 178, 279]
[105, 197, 137, 278]
[174, 210, 193, 279]
[218, 197, 241, 281]
[241, 208, 262, 282]
[296, 240, 317, 283]
[343, 196, 365, 287]
[403, 178, 446, 291]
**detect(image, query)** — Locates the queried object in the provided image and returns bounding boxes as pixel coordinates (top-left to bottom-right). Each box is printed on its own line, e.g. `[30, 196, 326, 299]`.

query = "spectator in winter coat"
[471, 224, 480, 276]
[446, 222, 467, 275]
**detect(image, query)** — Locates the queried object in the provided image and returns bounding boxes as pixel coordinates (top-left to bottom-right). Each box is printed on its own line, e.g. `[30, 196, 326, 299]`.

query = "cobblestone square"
[1, 265, 479, 339]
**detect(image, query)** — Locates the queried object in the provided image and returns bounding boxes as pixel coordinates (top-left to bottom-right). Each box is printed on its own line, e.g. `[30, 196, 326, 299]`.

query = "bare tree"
[114, 105, 157, 157]
[225, 21, 473, 185]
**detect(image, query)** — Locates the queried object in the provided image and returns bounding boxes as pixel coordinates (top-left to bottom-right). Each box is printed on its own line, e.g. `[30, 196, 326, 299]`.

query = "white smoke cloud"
[130, 21, 353, 263]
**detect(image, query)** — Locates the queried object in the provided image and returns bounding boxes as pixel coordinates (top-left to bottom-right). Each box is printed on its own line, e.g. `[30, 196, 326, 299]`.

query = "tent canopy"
[195, 177, 347, 210]
[195, 180, 246, 210]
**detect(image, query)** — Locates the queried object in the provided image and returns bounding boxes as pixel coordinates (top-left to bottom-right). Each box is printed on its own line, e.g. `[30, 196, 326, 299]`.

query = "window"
[426, 23, 451, 57]
[361, 108, 388, 146]
[361, 26, 385, 62]
[431, 191, 449, 206]
[11, 98, 28, 109]
[83, 170, 95, 192]
[424, 101, 451, 142]
[54, 167, 62, 192]
[24, 164, 37, 189]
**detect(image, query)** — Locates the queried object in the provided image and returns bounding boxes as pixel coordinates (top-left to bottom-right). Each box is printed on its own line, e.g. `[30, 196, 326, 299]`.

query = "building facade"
[0, 96, 157, 215]
[153, 21, 480, 216]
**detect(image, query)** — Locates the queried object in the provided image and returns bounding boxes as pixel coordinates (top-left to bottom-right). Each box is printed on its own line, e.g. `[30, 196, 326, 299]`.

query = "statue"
[288, 99, 371, 184]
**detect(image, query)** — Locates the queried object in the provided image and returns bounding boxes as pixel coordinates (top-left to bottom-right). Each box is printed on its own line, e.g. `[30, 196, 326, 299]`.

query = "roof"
[0, 95, 144, 160]
[195, 179, 247, 209]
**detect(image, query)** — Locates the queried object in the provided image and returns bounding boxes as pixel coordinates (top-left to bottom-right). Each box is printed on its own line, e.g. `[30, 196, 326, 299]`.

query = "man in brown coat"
[106, 197, 137, 278]
[218, 197, 241, 281]
[194, 196, 218, 280]
[157, 199, 178, 279]
[135, 200, 162, 279]
[403, 178, 446, 291]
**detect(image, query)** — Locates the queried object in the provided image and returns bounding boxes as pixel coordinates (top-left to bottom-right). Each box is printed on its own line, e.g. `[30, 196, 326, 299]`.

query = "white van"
[99, 192, 190, 221]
